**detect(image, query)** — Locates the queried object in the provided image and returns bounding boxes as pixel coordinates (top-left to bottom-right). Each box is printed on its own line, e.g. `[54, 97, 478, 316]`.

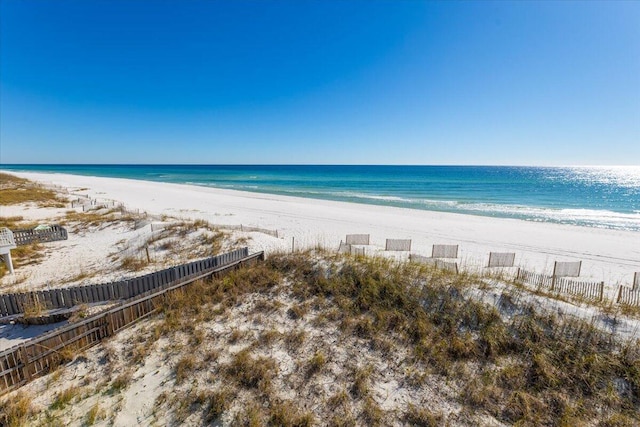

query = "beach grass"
[0, 242, 45, 281]
[0, 392, 33, 427]
[0, 173, 66, 207]
[90, 251, 639, 425]
[0, 216, 40, 230]
[61, 208, 139, 230]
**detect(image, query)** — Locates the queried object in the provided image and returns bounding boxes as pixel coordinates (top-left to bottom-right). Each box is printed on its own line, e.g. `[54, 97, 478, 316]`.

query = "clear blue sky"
[1, 0, 638, 165]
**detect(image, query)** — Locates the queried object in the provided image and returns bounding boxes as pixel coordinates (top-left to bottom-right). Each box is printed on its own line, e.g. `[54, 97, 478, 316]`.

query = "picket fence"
[431, 244, 458, 259]
[11, 226, 68, 246]
[616, 286, 640, 306]
[332, 232, 640, 307]
[150, 222, 278, 238]
[337, 241, 366, 256]
[517, 269, 604, 301]
[385, 239, 412, 251]
[219, 224, 279, 238]
[409, 254, 459, 274]
[0, 248, 249, 317]
[345, 234, 370, 245]
[0, 249, 263, 395]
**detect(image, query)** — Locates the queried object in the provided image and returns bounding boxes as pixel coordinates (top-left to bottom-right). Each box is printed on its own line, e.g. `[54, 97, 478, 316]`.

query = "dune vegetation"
[0, 173, 65, 207]
[4, 250, 638, 426]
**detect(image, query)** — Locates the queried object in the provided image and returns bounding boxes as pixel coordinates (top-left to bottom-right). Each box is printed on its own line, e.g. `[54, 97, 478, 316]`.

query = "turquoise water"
[2, 165, 639, 232]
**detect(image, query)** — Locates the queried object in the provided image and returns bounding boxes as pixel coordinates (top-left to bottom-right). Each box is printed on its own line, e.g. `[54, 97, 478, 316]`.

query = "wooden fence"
[487, 252, 516, 268]
[150, 222, 278, 238]
[432, 244, 459, 259]
[345, 234, 370, 245]
[552, 261, 582, 278]
[616, 286, 640, 306]
[0, 249, 264, 395]
[409, 255, 459, 274]
[0, 248, 249, 317]
[197, 223, 278, 238]
[515, 269, 554, 288]
[553, 277, 604, 301]
[517, 269, 604, 301]
[385, 239, 411, 251]
[12, 226, 68, 246]
[70, 199, 118, 211]
[337, 241, 350, 254]
[337, 241, 366, 256]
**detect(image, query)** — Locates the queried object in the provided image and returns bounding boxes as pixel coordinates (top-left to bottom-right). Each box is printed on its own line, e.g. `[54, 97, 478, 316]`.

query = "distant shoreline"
[2, 164, 639, 232]
[3, 169, 639, 291]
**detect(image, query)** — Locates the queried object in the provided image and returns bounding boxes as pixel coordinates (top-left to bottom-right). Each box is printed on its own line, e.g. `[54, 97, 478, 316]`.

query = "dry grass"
[68, 304, 90, 322]
[108, 371, 133, 394]
[62, 208, 140, 231]
[0, 173, 66, 207]
[305, 351, 327, 378]
[85, 403, 105, 425]
[120, 255, 149, 272]
[174, 354, 198, 384]
[225, 349, 277, 392]
[134, 218, 229, 266]
[267, 400, 314, 427]
[0, 242, 45, 280]
[361, 396, 384, 425]
[67, 269, 97, 283]
[21, 294, 49, 318]
[0, 392, 33, 427]
[50, 386, 81, 410]
[264, 252, 640, 425]
[148, 252, 640, 424]
[56, 345, 78, 365]
[403, 404, 446, 426]
[11, 250, 638, 426]
[161, 219, 227, 259]
[284, 328, 307, 352]
[351, 364, 372, 399]
[617, 303, 640, 317]
[202, 387, 235, 423]
[0, 216, 39, 230]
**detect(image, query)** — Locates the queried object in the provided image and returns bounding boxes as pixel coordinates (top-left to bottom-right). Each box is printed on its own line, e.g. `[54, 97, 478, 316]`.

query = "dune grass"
[0, 242, 44, 280]
[61, 208, 140, 231]
[0, 392, 33, 427]
[8, 250, 637, 425]
[0, 173, 65, 207]
[0, 216, 39, 230]
[271, 253, 640, 424]
[344, 256, 636, 423]
[145, 251, 640, 424]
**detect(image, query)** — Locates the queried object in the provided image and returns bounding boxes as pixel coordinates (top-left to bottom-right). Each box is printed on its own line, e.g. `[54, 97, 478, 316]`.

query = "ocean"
[2, 164, 639, 232]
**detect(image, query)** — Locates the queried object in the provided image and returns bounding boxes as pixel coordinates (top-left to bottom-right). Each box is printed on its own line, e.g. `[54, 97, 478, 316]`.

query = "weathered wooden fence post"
[18, 345, 31, 382]
[599, 282, 604, 302]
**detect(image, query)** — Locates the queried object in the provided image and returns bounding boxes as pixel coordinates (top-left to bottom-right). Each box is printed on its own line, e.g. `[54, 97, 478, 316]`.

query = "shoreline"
[3, 170, 640, 291]
[2, 165, 639, 233]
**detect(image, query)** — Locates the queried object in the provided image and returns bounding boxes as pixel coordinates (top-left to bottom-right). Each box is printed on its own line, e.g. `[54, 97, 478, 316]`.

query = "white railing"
[0, 228, 16, 248]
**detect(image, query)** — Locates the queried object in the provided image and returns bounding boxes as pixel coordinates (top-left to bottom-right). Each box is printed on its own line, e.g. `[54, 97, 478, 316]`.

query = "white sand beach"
[4, 171, 639, 295]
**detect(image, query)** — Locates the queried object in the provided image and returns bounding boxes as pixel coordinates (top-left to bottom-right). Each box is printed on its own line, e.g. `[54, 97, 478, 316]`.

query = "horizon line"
[2, 163, 639, 168]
